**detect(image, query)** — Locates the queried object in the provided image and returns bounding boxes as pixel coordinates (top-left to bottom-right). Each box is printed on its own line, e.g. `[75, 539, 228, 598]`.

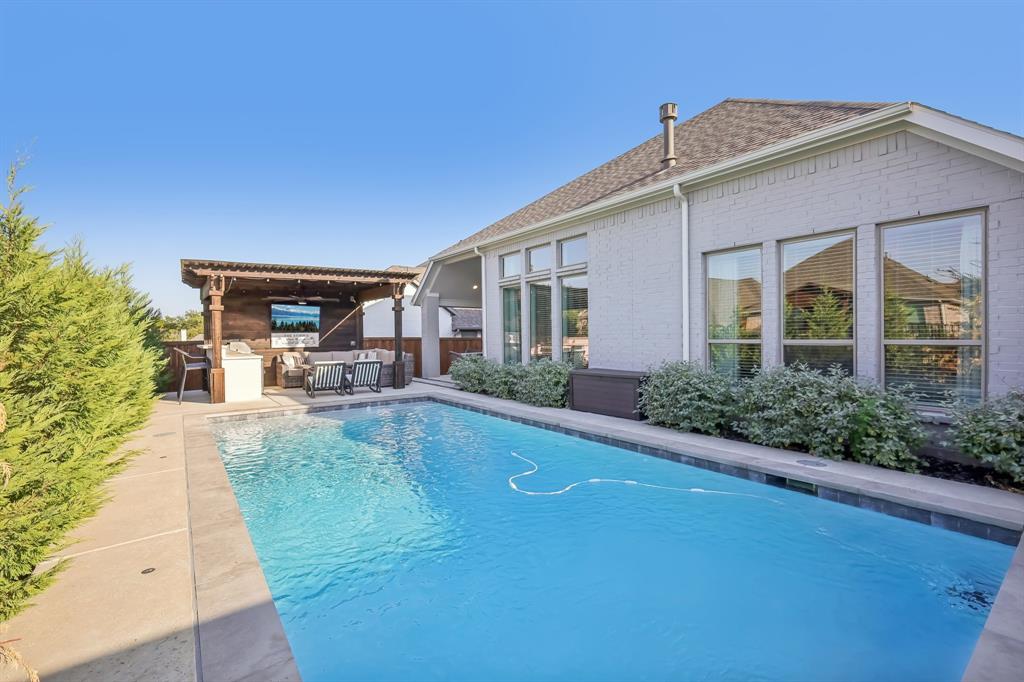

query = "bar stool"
[173, 347, 210, 404]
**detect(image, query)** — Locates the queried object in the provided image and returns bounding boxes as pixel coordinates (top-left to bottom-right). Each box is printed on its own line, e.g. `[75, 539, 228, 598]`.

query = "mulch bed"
[917, 453, 1023, 494]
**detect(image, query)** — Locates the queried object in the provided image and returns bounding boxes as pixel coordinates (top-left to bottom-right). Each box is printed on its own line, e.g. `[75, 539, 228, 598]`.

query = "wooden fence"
[162, 340, 207, 391]
[364, 337, 423, 378]
[364, 337, 482, 378]
[439, 338, 483, 375]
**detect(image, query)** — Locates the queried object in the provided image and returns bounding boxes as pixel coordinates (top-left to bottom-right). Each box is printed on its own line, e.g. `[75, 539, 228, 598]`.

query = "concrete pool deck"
[2, 383, 1023, 681]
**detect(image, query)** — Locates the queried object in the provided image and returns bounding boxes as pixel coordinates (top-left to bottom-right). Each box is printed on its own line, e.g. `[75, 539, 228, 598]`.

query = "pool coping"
[183, 388, 1024, 682]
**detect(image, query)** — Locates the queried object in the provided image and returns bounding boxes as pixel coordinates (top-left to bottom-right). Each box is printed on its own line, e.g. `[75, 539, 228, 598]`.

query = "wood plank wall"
[220, 293, 362, 384]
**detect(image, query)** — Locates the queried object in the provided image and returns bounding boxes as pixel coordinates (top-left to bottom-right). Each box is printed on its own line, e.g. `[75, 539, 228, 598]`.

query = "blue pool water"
[212, 402, 1013, 682]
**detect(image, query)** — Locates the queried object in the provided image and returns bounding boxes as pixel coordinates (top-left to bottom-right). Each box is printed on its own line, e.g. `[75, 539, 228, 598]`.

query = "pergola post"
[205, 275, 226, 404]
[420, 292, 441, 378]
[392, 284, 405, 389]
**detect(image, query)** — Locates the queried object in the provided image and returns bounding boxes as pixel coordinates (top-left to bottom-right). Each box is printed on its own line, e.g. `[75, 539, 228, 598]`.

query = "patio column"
[205, 275, 226, 404]
[392, 284, 405, 389]
[420, 292, 441, 378]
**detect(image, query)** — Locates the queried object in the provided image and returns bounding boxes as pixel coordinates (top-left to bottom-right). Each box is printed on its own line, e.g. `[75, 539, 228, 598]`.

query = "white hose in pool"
[508, 452, 782, 503]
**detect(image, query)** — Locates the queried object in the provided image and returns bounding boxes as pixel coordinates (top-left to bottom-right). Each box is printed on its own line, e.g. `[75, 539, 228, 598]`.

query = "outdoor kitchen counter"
[207, 345, 264, 402]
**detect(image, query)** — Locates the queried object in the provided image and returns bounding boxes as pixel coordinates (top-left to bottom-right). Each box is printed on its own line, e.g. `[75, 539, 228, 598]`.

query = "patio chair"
[173, 347, 210, 404]
[303, 360, 347, 398]
[345, 359, 383, 394]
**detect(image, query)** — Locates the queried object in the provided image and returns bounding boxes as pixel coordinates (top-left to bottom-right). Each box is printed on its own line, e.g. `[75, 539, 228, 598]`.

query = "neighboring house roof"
[783, 239, 855, 297]
[883, 257, 967, 302]
[448, 307, 482, 331]
[432, 99, 897, 259]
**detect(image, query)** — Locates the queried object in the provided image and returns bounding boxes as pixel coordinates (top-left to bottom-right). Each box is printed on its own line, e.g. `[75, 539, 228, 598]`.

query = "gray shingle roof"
[433, 98, 898, 258]
[448, 307, 482, 331]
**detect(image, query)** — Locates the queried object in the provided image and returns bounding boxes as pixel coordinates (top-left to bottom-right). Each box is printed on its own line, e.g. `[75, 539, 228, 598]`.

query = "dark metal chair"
[345, 359, 383, 394]
[173, 347, 210, 404]
[304, 361, 347, 398]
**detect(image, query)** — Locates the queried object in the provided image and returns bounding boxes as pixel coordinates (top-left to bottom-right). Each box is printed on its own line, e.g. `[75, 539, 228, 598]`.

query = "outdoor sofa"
[277, 348, 414, 389]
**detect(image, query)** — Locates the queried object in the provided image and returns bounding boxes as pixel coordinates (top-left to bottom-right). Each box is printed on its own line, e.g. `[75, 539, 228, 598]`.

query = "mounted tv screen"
[270, 304, 321, 348]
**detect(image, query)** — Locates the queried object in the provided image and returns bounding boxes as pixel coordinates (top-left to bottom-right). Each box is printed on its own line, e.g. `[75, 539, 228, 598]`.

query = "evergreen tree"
[805, 288, 852, 340]
[0, 162, 162, 621]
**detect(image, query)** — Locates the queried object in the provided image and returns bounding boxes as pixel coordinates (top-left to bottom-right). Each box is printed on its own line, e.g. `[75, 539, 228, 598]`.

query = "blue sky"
[2, 0, 1021, 315]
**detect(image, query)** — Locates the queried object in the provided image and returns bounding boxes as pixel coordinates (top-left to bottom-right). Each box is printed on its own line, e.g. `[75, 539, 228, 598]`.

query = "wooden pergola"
[181, 259, 419, 402]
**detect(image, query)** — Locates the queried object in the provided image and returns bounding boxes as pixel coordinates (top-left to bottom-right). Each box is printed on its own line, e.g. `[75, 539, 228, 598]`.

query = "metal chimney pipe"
[659, 102, 678, 169]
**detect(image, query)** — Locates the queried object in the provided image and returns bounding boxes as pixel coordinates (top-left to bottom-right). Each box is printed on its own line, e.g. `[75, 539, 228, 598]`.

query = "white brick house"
[415, 99, 1024, 409]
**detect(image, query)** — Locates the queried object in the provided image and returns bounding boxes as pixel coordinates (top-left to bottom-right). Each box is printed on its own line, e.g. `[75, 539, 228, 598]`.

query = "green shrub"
[948, 390, 1024, 482]
[846, 383, 924, 470]
[450, 356, 570, 408]
[639, 362, 736, 435]
[0, 163, 162, 620]
[735, 364, 923, 470]
[488, 362, 527, 400]
[517, 360, 572, 408]
[449, 355, 491, 393]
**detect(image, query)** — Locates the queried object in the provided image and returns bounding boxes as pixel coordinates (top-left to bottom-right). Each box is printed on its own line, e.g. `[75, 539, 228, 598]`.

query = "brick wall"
[688, 131, 1023, 395]
[481, 131, 1024, 395]
[481, 199, 684, 369]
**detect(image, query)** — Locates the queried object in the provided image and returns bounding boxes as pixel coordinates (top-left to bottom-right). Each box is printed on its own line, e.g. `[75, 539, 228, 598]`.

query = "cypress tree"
[0, 161, 163, 621]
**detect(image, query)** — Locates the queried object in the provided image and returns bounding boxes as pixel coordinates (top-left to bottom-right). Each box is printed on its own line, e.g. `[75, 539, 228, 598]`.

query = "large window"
[559, 236, 587, 267]
[882, 214, 983, 407]
[529, 282, 552, 360]
[501, 286, 521, 364]
[782, 233, 854, 373]
[707, 247, 762, 379]
[561, 275, 588, 367]
[500, 252, 521, 278]
[528, 245, 552, 272]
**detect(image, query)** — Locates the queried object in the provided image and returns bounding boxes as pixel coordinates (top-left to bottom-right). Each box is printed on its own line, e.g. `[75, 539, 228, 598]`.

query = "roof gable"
[433, 99, 897, 258]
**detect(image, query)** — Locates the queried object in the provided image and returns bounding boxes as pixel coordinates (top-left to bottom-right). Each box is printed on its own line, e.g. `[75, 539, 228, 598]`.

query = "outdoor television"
[270, 303, 321, 347]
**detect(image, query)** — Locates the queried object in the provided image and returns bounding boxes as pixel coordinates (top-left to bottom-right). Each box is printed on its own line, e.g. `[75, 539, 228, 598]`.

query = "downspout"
[474, 246, 487, 357]
[673, 184, 690, 361]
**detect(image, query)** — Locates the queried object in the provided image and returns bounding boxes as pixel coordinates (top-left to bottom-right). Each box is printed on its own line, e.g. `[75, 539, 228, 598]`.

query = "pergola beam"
[189, 269, 412, 285]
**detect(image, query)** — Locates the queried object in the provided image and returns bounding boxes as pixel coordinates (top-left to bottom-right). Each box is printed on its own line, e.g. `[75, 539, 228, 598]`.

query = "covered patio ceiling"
[414, 255, 482, 307]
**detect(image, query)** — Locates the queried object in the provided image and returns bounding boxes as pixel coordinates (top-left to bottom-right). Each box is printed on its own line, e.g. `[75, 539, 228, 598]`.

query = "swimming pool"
[212, 401, 1012, 682]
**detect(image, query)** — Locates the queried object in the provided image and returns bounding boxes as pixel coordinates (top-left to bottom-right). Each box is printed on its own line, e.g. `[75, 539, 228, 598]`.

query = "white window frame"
[558, 235, 588, 269]
[500, 284, 522, 365]
[705, 244, 763, 377]
[778, 230, 857, 373]
[878, 209, 987, 408]
[527, 244, 553, 274]
[499, 251, 522, 280]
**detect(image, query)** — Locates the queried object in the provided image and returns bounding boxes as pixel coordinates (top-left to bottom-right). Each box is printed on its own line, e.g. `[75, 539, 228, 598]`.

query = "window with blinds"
[707, 247, 761, 379]
[782, 233, 854, 374]
[561, 275, 588, 367]
[530, 282, 552, 361]
[882, 213, 983, 407]
[501, 286, 521, 364]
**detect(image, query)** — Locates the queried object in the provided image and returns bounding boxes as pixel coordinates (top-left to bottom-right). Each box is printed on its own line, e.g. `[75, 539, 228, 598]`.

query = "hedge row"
[449, 356, 571, 408]
[0, 164, 163, 620]
[640, 362, 926, 471]
[948, 390, 1024, 483]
